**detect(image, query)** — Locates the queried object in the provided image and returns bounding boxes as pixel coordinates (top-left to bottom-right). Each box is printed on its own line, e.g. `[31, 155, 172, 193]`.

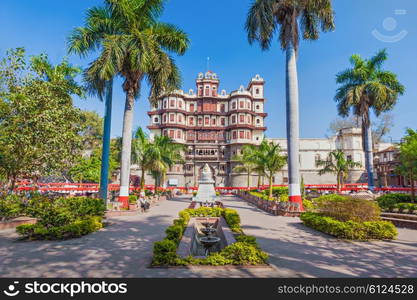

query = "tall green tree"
[147, 135, 184, 188]
[0, 48, 84, 190]
[76, 0, 189, 206]
[131, 127, 153, 191]
[232, 144, 258, 188]
[68, 2, 121, 202]
[397, 129, 417, 201]
[316, 150, 361, 192]
[246, 0, 335, 205]
[335, 49, 405, 190]
[255, 140, 287, 199]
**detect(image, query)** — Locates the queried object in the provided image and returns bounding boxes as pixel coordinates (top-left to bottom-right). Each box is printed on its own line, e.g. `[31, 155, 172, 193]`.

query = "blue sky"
[0, 0, 416, 140]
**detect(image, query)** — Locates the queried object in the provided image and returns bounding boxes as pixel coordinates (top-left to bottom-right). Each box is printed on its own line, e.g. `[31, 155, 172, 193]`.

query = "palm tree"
[67, 4, 119, 203]
[77, 0, 189, 207]
[246, 0, 335, 206]
[232, 144, 258, 188]
[335, 49, 405, 190]
[316, 150, 361, 192]
[147, 135, 184, 188]
[131, 127, 153, 192]
[255, 140, 287, 199]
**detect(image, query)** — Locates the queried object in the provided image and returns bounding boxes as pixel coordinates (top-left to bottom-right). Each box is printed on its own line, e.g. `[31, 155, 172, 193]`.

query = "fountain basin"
[176, 217, 236, 258]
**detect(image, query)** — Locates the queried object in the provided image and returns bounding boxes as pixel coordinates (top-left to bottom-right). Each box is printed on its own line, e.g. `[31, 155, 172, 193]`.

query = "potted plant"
[128, 195, 138, 211]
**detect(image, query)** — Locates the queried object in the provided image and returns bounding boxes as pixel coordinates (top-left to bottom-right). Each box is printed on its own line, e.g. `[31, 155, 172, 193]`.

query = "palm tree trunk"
[247, 169, 251, 189]
[140, 168, 145, 191]
[410, 169, 415, 202]
[99, 79, 113, 205]
[269, 175, 273, 199]
[364, 124, 375, 190]
[257, 174, 261, 189]
[336, 172, 340, 193]
[286, 46, 303, 209]
[119, 89, 135, 208]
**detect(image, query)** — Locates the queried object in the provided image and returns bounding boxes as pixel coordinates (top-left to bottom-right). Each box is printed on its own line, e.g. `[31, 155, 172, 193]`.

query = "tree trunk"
[247, 169, 251, 189]
[140, 168, 145, 192]
[364, 123, 375, 190]
[269, 175, 273, 199]
[99, 79, 113, 205]
[410, 169, 415, 202]
[285, 46, 302, 208]
[119, 89, 135, 208]
[257, 174, 261, 189]
[336, 172, 341, 193]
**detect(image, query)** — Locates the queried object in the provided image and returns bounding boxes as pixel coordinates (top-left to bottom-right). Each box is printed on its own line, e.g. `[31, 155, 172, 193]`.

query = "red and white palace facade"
[147, 71, 267, 187]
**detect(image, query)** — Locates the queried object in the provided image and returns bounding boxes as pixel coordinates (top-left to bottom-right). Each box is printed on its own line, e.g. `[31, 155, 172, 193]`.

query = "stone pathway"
[0, 195, 416, 277]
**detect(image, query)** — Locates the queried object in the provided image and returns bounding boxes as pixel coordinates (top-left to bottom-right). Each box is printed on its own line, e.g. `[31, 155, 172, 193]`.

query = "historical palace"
[142, 71, 392, 187]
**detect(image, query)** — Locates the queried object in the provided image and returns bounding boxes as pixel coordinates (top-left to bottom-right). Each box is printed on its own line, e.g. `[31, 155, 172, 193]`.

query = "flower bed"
[151, 207, 268, 266]
[300, 212, 397, 240]
[15, 195, 105, 240]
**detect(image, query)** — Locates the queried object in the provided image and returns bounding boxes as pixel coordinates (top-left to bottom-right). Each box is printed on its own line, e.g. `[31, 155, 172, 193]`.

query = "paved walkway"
[0, 195, 416, 277]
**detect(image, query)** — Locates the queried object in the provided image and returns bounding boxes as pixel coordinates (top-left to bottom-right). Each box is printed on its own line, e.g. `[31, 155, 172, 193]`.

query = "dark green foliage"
[128, 195, 137, 204]
[152, 239, 178, 265]
[165, 225, 183, 243]
[376, 193, 413, 210]
[300, 212, 397, 240]
[220, 242, 268, 265]
[16, 216, 102, 240]
[17, 196, 104, 240]
[0, 194, 25, 221]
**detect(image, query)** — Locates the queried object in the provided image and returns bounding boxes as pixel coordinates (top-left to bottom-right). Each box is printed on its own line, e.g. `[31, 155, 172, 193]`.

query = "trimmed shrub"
[302, 199, 314, 211]
[316, 197, 380, 223]
[17, 196, 105, 240]
[16, 216, 103, 240]
[235, 235, 259, 248]
[165, 225, 184, 243]
[152, 239, 178, 266]
[376, 194, 413, 209]
[300, 212, 397, 240]
[0, 195, 25, 221]
[223, 208, 241, 233]
[128, 195, 137, 204]
[220, 242, 268, 265]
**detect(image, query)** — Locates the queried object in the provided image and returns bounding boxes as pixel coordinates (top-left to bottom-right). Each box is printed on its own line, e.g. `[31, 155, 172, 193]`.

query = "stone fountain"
[192, 163, 217, 207]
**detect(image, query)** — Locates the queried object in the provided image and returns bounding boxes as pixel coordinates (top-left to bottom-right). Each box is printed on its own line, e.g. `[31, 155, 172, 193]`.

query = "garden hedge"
[16, 195, 105, 240]
[300, 212, 397, 240]
[152, 207, 268, 266]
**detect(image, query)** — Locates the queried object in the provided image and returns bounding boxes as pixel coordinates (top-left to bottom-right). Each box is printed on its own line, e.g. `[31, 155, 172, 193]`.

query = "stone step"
[381, 217, 417, 230]
[381, 212, 417, 221]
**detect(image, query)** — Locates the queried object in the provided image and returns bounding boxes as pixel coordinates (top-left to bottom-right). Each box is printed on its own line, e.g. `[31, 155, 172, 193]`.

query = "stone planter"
[0, 217, 37, 230]
[129, 204, 138, 211]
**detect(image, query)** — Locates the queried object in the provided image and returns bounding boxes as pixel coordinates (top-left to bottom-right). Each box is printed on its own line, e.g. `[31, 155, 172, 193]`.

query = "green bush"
[128, 195, 137, 204]
[235, 235, 259, 248]
[376, 193, 413, 209]
[16, 216, 103, 240]
[223, 208, 241, 233]
[302, 199, 314, 211]
[220, 242, 268, 265]
[300, 212, 397, 240]
[17, 196, 104, 240]
[316, 196, 380, 223]
[0, 194, 25, 221]
[152, 239, 178, 265]
[165, 225, 183, 243]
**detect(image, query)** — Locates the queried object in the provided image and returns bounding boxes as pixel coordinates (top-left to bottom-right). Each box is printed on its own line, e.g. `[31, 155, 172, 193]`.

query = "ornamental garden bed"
[150, 207, 269, 267]
[0, 216, 37, 230]
[0, 193, 106, 240]
[300, 195, 398, 240]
